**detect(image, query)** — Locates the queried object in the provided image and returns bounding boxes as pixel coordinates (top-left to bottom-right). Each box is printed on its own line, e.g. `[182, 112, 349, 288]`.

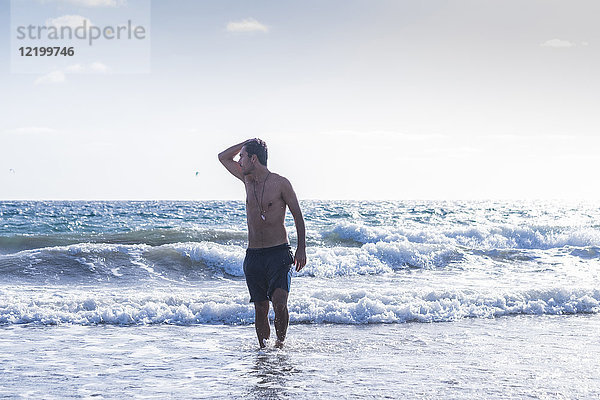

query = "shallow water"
[1, 315, 599, 399]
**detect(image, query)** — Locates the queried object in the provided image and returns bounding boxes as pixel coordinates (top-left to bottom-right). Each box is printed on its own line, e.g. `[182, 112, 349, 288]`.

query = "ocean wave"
[0, 242, 247, 282]
[0, 227, 248, 253]
[1, 287, 598, 326]
[0, 239, 466, 283]
[301, 242, 463, 277]
[325, 222, 600, 251]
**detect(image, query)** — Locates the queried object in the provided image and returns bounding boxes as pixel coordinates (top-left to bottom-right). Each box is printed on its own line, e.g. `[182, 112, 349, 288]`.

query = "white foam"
[1, 286, 598, 326]
[298, 247, 391, 278]
[168, 242, 246, 276]
[290, 287, 600, 323]
[326, 221, 600, 250]
[297, 242, 461, 277]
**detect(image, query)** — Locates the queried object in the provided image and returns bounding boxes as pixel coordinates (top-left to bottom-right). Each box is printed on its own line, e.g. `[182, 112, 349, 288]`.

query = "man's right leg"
[254, 300, 270, 348]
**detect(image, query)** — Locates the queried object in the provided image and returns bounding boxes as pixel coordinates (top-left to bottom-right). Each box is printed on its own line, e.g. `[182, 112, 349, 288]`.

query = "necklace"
[253, 172, 270, 221]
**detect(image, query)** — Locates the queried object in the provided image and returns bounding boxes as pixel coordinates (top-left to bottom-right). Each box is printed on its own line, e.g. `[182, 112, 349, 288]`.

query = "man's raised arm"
[218, 141, 247, 181]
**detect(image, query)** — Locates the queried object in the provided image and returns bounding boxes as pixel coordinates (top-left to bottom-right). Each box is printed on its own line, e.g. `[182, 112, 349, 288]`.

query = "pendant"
[261, 214, 266, 220]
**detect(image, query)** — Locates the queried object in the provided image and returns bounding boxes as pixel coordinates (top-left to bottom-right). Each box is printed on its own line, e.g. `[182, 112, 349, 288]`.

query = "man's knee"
[271, 288, 288, 312]
[254, 300, 269, 316]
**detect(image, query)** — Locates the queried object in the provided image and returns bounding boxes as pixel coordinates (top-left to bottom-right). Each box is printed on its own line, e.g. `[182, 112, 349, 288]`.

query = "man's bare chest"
[245, 182, 285, 216]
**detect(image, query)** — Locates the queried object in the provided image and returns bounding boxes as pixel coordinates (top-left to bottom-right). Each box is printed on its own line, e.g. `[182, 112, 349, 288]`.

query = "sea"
[1, 200, 599, 399]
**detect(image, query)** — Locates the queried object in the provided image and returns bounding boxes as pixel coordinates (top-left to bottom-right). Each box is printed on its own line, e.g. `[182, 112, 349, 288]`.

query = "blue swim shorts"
[243, 243, 294, 303]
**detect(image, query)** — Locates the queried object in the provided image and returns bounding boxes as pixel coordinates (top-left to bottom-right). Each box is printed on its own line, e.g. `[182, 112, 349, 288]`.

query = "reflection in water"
[247, 350, 300, 400]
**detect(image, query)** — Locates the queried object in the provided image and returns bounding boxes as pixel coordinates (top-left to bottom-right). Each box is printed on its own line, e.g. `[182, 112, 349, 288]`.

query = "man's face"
[238, 147, 254, 175]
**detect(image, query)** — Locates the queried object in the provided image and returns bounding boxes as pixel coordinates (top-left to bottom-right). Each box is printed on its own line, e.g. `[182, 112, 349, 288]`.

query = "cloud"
[89, 62, 109, 73]
[41, 0, 122, 7]
[540, 39, 575, 48]
[35, 70, 66, 85]
[226, 18, 268, 33]
[35, 62, 109, 84]
[63, 62, 110, 74]
[65, 64, 85, 73]
[46, 14, 93, 29]
[68, 0, 119, 6]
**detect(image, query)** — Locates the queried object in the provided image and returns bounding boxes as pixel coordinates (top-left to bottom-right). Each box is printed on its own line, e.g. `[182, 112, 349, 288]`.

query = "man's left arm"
[281, 178, 306, 271]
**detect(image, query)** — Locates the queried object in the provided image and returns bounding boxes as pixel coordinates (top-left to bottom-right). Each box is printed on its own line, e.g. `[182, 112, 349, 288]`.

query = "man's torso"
[244, 173, 288, 248]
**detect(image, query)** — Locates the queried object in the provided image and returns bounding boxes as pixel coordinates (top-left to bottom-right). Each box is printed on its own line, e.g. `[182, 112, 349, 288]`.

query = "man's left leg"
[271, 288, 289, 347]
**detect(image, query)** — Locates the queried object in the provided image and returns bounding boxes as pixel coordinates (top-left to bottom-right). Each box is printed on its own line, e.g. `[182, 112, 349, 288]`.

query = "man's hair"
[244, 138, 268, 166]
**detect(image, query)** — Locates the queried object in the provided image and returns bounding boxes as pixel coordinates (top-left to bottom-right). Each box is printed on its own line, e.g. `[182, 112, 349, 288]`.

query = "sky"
[1, 0, 599, 200]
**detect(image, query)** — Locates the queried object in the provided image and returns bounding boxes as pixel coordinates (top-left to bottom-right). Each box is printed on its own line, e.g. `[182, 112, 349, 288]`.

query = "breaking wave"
[324, 221, 600, 250]
[1, 287, 598, 326]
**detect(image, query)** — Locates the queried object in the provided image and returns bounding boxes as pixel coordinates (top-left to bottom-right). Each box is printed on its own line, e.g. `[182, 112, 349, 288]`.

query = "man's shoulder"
[270, 173, 291, 186]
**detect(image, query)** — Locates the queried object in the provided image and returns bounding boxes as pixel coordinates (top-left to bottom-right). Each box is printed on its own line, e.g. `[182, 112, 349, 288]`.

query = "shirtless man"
[218, 139, 307, 348]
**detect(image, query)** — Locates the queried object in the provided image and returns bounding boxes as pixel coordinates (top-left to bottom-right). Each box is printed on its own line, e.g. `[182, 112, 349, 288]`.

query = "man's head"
[241, 138, 268, 170]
